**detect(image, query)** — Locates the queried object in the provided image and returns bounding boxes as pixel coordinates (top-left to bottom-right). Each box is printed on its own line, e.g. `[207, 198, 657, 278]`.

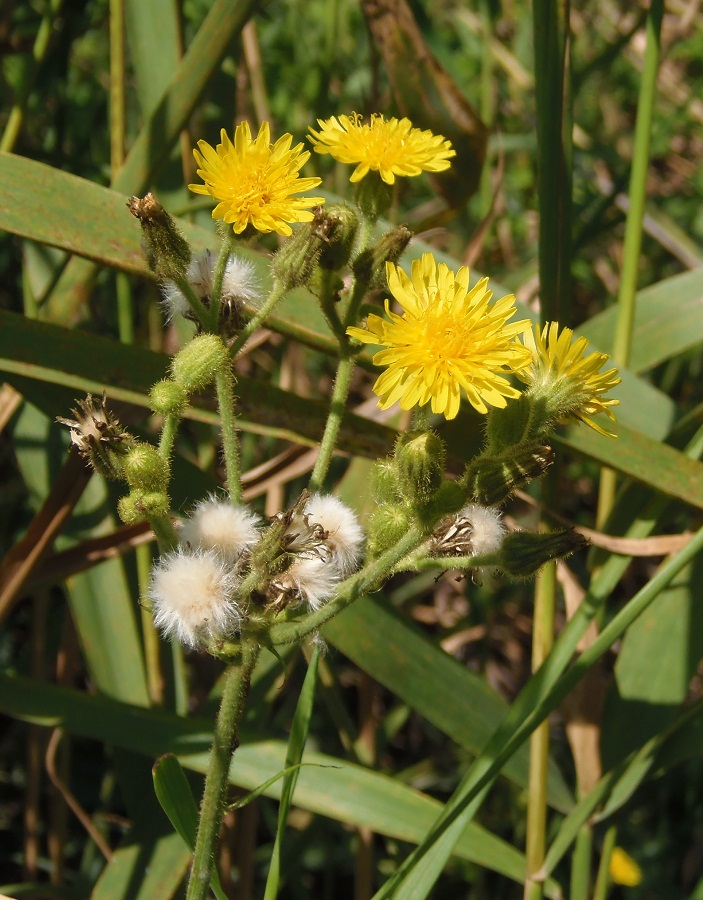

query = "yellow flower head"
[518, 322, 621, 436]
[347, 253, 532, 420]
[308, 113, 455, 185]
[609, 847, 642, 887]
[189, 122, 325, 236]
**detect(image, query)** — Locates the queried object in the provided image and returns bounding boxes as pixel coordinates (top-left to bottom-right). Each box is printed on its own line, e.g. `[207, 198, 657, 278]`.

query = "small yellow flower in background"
[609, 847, 642, 887]
[347, 253, 532, 420]
[189, 122, 325, 236]
[308, 113, 455, 184]
[518, 322, 621, 436]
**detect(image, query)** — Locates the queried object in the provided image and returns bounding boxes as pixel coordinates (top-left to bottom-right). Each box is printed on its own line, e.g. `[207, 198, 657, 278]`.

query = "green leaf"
[152, 754, 228, 900]
[601, 557, 703, 767]
[581, 266, 703, 375]
[0, 673, 557, 893]
[323, 596, 573, 813]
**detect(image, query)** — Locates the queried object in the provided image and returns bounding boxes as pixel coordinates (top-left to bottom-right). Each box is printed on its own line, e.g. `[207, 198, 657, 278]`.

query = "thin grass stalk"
[524, 563, 556, 900]
[569, 825, 593, 900]
[597, 0, 664, 525]
[528, 3, 572, 894]
[592, 824, 617, 900]
[186, 641, 262, 900]
[0, 0, 65, 153]
[136, 542, 162, 706]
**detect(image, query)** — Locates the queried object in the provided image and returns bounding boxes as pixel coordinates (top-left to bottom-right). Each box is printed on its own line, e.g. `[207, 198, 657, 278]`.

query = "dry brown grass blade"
[0, 382, 22, 433]
[361, 0, 487, 206]
[0, 449, 92, 623]
[25, 521, 152, 588]
[515, 489, 694, 556]
[558, 562, 604, 797]
[45, 729, 113, 862]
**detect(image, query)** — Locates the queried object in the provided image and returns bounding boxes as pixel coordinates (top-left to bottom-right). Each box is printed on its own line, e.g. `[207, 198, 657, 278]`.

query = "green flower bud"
[122, 443, 169, 493]
[366, 504, 411, 557]
[171, 334, 229, 393]
[118, 490, 171, 524]
[118, 493, 141, 525]
[464, 445, 553, 505]
[272, 206, 341, 289]
[128, 193, 191, 283]
[371, 460, 402, 505]
[395, 430, 446, 505]
[149, 379, 188, 416]
[352, 224, 413, 291]
[318, 204, 359, 270]
[498, 529, 588, 577]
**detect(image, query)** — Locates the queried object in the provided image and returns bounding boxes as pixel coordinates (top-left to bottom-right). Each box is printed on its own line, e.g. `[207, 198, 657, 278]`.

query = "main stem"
[186, 641, 261, 900]
[215, 365, 243, 504]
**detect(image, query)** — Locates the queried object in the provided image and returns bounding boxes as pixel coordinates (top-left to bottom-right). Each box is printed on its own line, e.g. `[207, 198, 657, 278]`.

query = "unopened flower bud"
[122, 443, 169, 493]
[352, 224, 413, 290]
[464, 445, 553, 505]
[128, 193, 191, 284]
[272, 206, 341, 289]
[118, 489, 170, 524]
[366, 504, 411, 557]
[171, 333, 229, 393]
[318, 204, 359, 270]
[498, 528, 588, 577]
[371, 460, 402, 505]
[395, 430, 446, 505]
[149, 379, 188, 416]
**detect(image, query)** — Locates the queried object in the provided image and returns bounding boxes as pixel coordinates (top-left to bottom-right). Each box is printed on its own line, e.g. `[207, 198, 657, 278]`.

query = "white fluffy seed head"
[161, 251, 260, 322]
[459, 503, 506, 556]
[149, 549, 242, 648]
[180, 496, 261, 563]
[280, 555, 339, 611]
[304, 494, 365, 576]
[222, 255, 260, 307]
[161, 250, 215, 321]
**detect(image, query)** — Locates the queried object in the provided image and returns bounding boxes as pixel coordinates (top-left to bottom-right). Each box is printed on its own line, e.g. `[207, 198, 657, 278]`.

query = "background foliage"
[1, 0, 703, 897]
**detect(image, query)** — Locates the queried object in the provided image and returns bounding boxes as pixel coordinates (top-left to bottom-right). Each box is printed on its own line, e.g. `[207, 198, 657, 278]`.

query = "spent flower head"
[180, 496, 261, 564]
[518, 322, 621, 436]
[347, 253, 532, 420]
[57, 393, 130, 478]
[149, 548, 243, 649]
[308, 113, 455, 184]
[162, 250, 261, 329]
[189, 122, 324, 236]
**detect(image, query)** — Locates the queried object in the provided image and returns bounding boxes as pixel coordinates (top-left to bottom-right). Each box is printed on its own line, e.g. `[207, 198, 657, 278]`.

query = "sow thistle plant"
[59, 112, 620, 898]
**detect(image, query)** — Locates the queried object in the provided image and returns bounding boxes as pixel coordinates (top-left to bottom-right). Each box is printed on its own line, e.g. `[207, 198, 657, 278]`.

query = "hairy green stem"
[209, 232, 237, 331]
[186, 641, 261, 900]
[308, 351, 355, 493]
[173, 275, 211, 330]
[148, 514, 179, 551]
[158, 412, 181, 462]
[215, 364, 243, 503]
[229, 279, 288, 358]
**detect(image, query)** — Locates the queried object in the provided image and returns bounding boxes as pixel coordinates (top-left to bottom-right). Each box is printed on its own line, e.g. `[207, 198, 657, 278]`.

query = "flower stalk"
[186, 640, 262, 900]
